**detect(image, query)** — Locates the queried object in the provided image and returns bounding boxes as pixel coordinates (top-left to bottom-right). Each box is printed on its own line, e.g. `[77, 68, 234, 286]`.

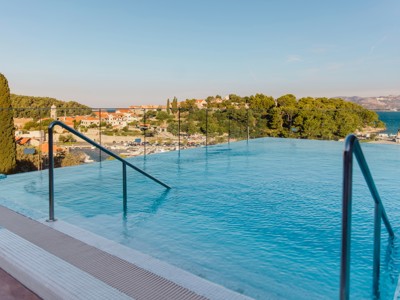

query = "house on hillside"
[18, 138, 31, 146]
[40, 143, 64, 156]
[129, 105, 167, 115]
[81, 117, 100, 127]
[194, 99, 207, 109]
[107, 113, 128, 128]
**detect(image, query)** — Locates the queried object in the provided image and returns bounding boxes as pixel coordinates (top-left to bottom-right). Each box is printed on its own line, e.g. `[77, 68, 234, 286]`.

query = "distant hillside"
[339, 95, 400, 111]
[11, 94, 92, 119]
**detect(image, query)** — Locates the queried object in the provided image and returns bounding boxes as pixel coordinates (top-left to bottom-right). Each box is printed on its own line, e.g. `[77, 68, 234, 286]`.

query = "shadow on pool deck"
[0, 268, 41, 300]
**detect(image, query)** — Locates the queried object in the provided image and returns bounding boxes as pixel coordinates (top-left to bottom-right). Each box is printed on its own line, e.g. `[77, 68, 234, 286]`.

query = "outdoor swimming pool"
[1, 137, 400, 299]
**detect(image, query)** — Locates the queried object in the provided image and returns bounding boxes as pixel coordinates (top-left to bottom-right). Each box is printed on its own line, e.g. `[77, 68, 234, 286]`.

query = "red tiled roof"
[19, 138, 31, 145]
[40, 143, 63, 153]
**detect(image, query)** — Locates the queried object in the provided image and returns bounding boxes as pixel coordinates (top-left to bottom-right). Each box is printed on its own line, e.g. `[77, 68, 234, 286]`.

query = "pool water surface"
[1, 137, 400, 299]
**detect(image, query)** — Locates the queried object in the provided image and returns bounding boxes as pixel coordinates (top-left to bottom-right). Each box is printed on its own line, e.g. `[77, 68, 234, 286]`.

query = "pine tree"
[171, 96, 178, 114]
[166, 98, 170, 114]
[0, 74, 16, 174]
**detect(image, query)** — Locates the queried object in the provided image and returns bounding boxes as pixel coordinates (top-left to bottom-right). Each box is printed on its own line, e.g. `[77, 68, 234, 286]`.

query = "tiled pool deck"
[0, 205, 252, 300]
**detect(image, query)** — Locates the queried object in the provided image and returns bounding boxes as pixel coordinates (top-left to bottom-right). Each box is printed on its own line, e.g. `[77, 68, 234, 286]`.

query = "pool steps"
[0, 205, 252, 300]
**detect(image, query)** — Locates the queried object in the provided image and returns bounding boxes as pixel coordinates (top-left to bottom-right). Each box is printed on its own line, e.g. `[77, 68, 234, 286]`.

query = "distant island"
[339, 95, 400, 111]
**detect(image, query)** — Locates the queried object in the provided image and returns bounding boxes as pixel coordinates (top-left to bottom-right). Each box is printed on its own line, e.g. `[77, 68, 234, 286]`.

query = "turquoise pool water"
[1, 138, 400, 299]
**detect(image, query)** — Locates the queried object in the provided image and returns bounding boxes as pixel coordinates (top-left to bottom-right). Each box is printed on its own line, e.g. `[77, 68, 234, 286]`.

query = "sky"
[1, 0, 400, 107]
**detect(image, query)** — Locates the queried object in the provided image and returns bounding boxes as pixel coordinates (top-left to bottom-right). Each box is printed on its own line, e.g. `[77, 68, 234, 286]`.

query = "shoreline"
[366, 139, 400, 145]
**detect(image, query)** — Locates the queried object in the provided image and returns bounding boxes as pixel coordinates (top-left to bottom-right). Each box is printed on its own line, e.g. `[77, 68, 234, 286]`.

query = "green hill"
[11, 94, 92, 119]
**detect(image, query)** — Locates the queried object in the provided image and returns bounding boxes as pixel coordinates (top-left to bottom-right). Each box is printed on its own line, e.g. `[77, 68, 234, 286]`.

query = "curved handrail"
[47, 121, 170, 221]
[340, 134, 394, 300]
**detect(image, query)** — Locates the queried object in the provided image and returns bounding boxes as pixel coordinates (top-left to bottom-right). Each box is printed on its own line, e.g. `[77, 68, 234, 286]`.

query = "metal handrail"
[47, 121, 170, 221]
[340, 134, 394, 300]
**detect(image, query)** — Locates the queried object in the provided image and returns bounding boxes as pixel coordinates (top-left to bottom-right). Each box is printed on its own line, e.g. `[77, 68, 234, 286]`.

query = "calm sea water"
[377, 111, 400, 134]
[1, 138, 400, 299]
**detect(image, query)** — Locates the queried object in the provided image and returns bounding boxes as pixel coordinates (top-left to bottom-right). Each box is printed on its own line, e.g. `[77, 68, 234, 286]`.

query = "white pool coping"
[42, 218, 253, 300]
[0, 204, 253, 300]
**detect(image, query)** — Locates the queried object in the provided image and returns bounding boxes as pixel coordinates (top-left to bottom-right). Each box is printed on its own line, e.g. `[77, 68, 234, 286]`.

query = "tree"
[0, 74, 16, 174]
[268, 107, 283, 130]
[171, 97, 178, 113]
[156, 111, 172, 123]
[248, 93, 275, 111]
[166, 98, 170, 114]
[276, 94, 297, 107]
[60, 152, 84, 167]
[179, 99, 197, 111]
[11, 94, 92, 118]
[58, 134, 76, 143]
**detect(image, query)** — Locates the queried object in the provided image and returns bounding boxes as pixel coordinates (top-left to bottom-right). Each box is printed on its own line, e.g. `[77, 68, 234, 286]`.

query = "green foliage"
[277, 94, 297, 107]
[155, 111, 172, 124]
[165, 93, 382, 141]
[171, 97, 178, 113]
[0, 74, 17, 174]
[167, 121, 179, 135]
[23, 118, 55, 130]
[15, 145, 39, 173]
[166, 98, 170, 114]
[144, 110, 157, 119]
[58, 134, 76, 143]
[73, 119, 81, 129]
[179, 99, 198, 111]
[249, 94, 275, 110]
[59, 152, 84, 167]
[11, 94, 91, 119]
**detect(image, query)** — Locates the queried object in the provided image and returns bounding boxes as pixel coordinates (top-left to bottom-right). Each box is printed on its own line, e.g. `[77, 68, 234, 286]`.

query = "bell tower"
[50, 104, 57, 120]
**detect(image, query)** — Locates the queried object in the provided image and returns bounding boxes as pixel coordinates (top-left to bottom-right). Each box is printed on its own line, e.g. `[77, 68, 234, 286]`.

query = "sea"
[377, 111, 400, 134]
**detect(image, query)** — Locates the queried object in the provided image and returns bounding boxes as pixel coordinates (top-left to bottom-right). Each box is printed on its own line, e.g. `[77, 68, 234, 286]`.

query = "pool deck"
[0, 205, 251, 300]
[0, 267, 41, 300]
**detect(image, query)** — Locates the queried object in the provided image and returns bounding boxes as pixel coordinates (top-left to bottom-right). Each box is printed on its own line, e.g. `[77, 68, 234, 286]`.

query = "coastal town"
[10, 98, 400, 170]
[12, 101, 210, 166]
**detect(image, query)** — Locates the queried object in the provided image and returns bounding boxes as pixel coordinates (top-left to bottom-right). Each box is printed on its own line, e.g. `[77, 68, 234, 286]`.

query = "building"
[194, 99, 207, 109]
[80, 117, 101, 127]
[50, 104, 57, 120]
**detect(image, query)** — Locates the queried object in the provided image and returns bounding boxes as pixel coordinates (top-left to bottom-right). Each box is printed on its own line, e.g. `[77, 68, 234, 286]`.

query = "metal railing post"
[123, 162, 127, 212]
[228, 110, 231, 144]
[247, 108, 250, 141]
[340, 145, 353, 300]
[178, 108, 181, 153]
[99, 108, 102, 167]
[206, 109, 208, 147]
[47, 126, 56, 222]
[340, 134, 395, 300]
[38, 108, 42, 171]
[143, 109, 146, 157]
[373, 202, 382, 299]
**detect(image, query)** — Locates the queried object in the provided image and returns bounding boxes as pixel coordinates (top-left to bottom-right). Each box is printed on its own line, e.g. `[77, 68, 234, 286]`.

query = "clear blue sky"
[1, 0, 399, 107]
